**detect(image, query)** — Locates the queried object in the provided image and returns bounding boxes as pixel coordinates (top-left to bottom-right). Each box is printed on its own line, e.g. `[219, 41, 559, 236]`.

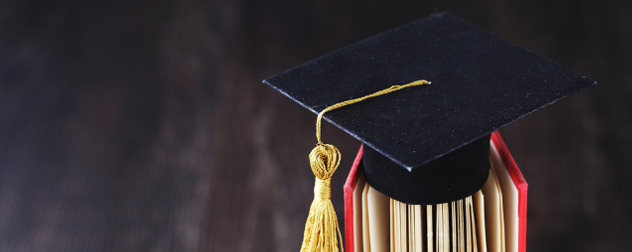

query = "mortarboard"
[263, 12, 595, 250]
[264, 12, 595, 205]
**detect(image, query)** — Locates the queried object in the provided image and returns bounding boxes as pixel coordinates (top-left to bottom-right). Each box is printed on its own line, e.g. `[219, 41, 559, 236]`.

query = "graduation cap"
[264, 12, 595, 250]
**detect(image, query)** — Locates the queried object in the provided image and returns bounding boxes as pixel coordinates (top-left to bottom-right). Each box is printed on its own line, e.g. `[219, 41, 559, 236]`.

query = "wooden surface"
[0, 0, 631, 251]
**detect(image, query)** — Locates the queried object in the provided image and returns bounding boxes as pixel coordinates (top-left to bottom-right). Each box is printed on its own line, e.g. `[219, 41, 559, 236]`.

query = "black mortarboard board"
[263, 13, 596, 205]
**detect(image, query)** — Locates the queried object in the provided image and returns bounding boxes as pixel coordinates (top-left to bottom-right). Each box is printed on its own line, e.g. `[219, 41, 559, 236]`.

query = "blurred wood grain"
[0, 0, 630, 251]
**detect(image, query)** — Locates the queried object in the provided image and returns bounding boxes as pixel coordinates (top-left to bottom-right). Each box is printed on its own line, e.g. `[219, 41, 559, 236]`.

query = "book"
[344, 131, 527, 252]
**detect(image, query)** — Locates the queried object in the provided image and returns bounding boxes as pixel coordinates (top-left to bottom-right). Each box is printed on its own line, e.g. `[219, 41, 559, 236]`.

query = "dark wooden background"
[0, 0, 630, 251]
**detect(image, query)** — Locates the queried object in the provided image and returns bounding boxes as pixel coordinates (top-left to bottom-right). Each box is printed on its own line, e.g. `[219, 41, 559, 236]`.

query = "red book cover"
[343, 145, 364, 252]
[343, 132, 527, 252]
[491, 131, 528, 252]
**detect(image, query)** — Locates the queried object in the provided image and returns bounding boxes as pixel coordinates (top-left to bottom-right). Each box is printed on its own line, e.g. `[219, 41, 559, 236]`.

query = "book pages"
[490, 145, 519, 252]
[362, 183, 371, 252]
[367, 186, 390, 251]
[353, 175, 366, 252]
[482, 167, 505, 252]
[473, 191, 487, 252]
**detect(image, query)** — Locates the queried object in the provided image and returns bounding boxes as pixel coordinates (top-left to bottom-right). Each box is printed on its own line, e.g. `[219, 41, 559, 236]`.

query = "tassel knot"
[309, 143, 341, 180]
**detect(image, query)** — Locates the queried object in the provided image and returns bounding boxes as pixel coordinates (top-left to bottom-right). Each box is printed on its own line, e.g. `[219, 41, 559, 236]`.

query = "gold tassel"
[300, 143, 343, 252]
[299, 79, 430, 252]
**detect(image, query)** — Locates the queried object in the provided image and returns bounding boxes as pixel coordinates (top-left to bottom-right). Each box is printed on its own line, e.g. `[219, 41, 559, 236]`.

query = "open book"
[344, 132, 527, 252]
